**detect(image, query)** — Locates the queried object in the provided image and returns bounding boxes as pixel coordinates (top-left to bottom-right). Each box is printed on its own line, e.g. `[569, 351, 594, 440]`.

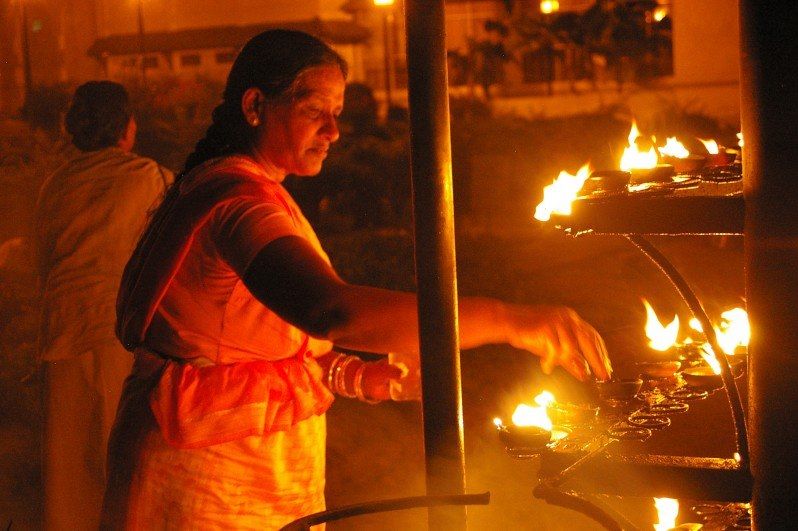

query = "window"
[121, 57, 137, 68]
[143, 56, 159, 69]
[181, 53, 201, 67]
[215, 51, 236, 64]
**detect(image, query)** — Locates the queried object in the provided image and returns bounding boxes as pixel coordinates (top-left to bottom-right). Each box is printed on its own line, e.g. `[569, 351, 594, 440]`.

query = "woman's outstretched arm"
[243, 235, 612, 382]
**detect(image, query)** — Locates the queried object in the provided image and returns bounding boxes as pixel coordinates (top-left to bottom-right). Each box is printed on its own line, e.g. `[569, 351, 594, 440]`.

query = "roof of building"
[88, 18, 371, 58]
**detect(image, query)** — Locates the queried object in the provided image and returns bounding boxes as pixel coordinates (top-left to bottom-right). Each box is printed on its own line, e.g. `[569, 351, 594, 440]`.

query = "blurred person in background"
[35, 80, 173, 530]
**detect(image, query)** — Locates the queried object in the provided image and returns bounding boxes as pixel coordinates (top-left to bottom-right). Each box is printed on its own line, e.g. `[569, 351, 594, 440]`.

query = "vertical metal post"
[739, 2, 798, 528]
[137, 0, 146, 84]
[382, 10, 393, 106]
[403, 0, 467, 530]
[20, 0, 33, 104]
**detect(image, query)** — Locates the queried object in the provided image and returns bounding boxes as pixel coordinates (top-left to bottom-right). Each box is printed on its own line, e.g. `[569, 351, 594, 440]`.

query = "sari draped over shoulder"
[115, 155, 333, 449]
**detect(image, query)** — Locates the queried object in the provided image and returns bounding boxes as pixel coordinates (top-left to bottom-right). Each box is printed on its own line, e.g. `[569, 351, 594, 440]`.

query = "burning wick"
[495, 391, 571, 449]
[643, 299, 680, 351]
[699, 138, 720, 155]
[620, 121, 658, 171]
[654, 497, 679, 531]
[658, 137, 690, 159]
[534, 163, 591, 222]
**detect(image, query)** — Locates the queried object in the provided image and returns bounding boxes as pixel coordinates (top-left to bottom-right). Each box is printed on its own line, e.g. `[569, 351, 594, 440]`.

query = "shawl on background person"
[115, 156, 333, 449]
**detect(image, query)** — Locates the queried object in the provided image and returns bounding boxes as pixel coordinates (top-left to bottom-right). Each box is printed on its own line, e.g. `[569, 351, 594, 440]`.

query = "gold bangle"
[326, 353, 346, 393]
[354, 362, 381, 404]
[335, 355, 359, 398]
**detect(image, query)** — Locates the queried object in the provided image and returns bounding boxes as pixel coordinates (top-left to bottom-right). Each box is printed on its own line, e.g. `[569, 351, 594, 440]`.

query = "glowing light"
[620, 121, 658, 171]
[689, 308, 749, 355]
[511, 391, 556, 431]
[699, 138, 720, 154]
[644, 299, 680, 351]
[658, 137, 690, 158]
[653, 6, 669, 22]
[700, 343, 722, 375]
[717, 307, 750, 355]
[654, 498, 679, 531]
[737, 132, 744, 148]
[540, 0, 560, 14]
[373, 0, 395, 5]
[534, 163, 592, 221]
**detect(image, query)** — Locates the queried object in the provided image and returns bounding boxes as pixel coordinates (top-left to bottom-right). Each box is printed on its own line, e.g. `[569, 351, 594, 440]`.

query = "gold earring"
[250, 118, 260, 127]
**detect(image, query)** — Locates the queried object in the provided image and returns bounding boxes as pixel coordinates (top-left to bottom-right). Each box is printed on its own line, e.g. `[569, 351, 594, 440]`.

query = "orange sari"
[103, 156, 334, 529]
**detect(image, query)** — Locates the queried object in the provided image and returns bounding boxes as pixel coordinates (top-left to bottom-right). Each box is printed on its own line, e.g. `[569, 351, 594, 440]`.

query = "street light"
[540, 1, 560, 14]
[374, 0, 394, 106]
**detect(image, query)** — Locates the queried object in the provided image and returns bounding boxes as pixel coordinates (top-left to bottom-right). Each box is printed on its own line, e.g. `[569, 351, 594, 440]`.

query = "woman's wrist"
[323, 353, 382, 403]
[494, 300, 515, 344]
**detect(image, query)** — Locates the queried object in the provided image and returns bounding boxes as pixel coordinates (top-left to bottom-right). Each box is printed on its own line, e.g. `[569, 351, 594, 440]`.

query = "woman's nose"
[322, 114, 339, 142]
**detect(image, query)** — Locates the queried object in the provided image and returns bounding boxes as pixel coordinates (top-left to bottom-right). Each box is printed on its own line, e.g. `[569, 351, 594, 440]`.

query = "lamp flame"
[689, 308, 749, 355]
[654, 497, 679, 531]
[510, 391, 555, 431]
[717, 307, 750, 355]
[658, 137, 690, 159]
[534, 163, 591, 221]
[621, 121, 658, 171]
[699, 138, 720, 154]
[700, 344, 722, 375]
[644, 299, 680, 351]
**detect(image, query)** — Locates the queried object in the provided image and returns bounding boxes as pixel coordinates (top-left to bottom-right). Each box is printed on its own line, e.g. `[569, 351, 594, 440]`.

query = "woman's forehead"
[293, 66, 345, 102]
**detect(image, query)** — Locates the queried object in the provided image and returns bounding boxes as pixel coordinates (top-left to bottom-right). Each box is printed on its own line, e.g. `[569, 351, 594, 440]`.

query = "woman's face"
[253, 65, 345, 177]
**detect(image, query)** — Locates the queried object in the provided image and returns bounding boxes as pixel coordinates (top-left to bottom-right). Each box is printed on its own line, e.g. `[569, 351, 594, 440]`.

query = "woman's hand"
[361, 358, 405, 402]
[503, 304, 612, 382]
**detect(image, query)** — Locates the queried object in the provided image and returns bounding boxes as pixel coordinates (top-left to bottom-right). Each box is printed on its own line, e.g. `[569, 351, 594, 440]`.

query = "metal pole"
[739, 2, 798, 528]
[382, 10, 392, 106]
[137, 0, 146, 84]
[403, 0, 467, 529]
[20, 0, 32, 104]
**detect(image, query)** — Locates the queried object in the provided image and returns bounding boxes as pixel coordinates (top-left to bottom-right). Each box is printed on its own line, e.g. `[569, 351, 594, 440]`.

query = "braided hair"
[181, 30, 348, 180]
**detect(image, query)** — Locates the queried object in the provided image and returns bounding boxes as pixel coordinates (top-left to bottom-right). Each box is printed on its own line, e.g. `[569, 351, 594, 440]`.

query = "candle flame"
[644, 299, 680, 351]
[654, 497, 679, 531]
[621, 121, 658, 171]
[658, 137, 690, 159]
[511, 391, 555, 431]
[534, 163, 591, 221]
[699, 138, 720, 154]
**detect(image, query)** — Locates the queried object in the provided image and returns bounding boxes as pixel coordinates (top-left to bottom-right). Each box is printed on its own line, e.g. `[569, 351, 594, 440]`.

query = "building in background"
[1, 0, 740, 125]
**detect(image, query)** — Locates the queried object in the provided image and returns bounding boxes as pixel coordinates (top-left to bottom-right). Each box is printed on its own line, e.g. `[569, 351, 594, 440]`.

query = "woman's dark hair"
[182, 30, 348, 177]
[65, 81, 132, 152]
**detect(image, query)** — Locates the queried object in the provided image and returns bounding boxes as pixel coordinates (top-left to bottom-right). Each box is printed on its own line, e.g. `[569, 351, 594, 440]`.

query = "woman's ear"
[241, 87, 265, 127]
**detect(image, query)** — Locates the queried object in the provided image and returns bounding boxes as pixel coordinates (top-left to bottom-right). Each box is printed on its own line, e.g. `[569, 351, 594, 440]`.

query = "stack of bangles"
[326, 353, 381, 404]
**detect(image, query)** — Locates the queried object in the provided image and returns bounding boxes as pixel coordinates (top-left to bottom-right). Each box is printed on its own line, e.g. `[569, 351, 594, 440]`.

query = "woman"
[103, 29, 612, 529]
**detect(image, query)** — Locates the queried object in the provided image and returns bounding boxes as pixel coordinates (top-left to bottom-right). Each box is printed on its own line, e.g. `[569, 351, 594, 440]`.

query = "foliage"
[129, 77, 223, 172]
[19, 84, 72, 137]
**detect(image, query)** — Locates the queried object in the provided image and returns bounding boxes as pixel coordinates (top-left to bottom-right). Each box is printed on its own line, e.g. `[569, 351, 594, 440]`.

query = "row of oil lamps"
[494, 300, 748, 442]
[534, 121, 742, 222]
[493, 301, 749, 529]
